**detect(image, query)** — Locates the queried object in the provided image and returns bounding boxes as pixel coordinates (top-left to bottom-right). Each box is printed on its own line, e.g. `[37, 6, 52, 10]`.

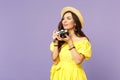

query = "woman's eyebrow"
[64, 16, 72, 18]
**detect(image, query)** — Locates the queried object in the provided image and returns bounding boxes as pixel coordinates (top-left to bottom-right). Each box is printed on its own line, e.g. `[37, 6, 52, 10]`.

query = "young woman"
[50, 6, 92, 80]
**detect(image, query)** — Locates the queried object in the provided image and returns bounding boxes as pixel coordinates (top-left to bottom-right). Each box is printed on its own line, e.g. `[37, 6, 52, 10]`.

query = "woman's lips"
[63, 24, 68, 27]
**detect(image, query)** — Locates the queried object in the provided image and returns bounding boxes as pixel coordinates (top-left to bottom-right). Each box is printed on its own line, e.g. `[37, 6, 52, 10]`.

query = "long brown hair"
[58, 11, 88, 50]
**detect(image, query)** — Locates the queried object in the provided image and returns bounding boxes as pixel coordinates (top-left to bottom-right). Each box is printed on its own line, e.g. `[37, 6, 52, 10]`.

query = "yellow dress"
[50, 39, 92, 80]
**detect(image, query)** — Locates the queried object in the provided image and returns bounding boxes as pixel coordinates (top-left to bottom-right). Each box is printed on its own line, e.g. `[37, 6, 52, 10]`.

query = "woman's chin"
[63, 27, 69, 30]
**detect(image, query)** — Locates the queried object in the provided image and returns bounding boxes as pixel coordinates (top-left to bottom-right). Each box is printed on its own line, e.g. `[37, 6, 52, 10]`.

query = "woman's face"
[62, 12, 76, 30]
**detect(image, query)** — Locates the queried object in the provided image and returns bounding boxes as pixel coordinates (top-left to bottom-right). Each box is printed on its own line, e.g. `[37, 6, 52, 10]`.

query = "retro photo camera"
[56, 29, 69, 38]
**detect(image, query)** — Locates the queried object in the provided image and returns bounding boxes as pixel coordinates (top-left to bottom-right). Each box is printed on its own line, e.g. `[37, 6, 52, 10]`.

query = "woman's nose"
[63, 19, 67, 23]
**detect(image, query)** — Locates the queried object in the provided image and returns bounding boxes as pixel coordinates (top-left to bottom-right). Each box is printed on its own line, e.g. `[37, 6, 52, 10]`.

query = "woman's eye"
[67, 17, 71, 20]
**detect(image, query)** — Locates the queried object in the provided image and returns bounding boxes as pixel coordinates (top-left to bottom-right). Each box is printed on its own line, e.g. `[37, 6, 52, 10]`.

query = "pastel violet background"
[0, 0, 120, 80]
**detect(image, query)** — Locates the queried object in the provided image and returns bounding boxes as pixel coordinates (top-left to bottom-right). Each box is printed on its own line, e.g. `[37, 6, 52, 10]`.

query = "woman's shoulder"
[79, 37, 88, 40]
[73, 37, 88, 43]
[73, 37, 91, 48]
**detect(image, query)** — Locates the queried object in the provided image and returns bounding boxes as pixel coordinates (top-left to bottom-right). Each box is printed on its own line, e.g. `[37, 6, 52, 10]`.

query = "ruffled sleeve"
[75, 40, 92, 60]
[50, 42, 54, 52]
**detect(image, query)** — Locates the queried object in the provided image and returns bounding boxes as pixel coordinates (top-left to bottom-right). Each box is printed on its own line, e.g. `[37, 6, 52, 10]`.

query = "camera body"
[56, 29, 69, 38]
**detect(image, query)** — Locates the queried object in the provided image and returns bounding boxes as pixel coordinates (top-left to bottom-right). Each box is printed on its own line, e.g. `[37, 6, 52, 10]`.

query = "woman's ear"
[74, 23, 76, 26]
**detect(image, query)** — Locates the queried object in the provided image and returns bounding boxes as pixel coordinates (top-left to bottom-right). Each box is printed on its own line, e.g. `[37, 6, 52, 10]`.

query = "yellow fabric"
[50, 39, 92, 80]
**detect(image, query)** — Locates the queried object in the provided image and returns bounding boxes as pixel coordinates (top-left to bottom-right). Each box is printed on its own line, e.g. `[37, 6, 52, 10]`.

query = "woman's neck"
[68, 30, 77, 40]
[68, 29, 84, 42]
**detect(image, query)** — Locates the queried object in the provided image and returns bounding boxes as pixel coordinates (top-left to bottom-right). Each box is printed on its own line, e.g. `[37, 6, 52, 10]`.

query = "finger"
[53, 30, 56, 34]
[52, 30, 58, 39]
[64, 34, 69, 38]
[57, 35, 63, 41]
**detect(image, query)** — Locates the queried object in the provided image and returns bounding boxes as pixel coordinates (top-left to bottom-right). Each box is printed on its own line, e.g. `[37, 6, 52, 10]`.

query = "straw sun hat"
[61, 6, 84, 27]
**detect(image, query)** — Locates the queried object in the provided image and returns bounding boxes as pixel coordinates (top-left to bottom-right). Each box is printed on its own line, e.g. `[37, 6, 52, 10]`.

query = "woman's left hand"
[58, 34, 72, 43]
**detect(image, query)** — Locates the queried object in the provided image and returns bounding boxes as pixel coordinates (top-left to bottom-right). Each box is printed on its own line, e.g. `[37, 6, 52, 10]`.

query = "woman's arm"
[68, 40, 85, 64]
[51, 39, 60, 64]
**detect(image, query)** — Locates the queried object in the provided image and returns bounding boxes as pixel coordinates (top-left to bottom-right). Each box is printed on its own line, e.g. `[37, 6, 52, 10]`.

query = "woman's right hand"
[52, 30, 64, 42]
[52, 30, 59, 43]
[52, 30, 57, 40]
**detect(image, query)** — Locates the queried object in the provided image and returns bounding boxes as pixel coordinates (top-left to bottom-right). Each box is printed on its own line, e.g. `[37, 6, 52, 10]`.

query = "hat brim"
[61, 6, 84, 27]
